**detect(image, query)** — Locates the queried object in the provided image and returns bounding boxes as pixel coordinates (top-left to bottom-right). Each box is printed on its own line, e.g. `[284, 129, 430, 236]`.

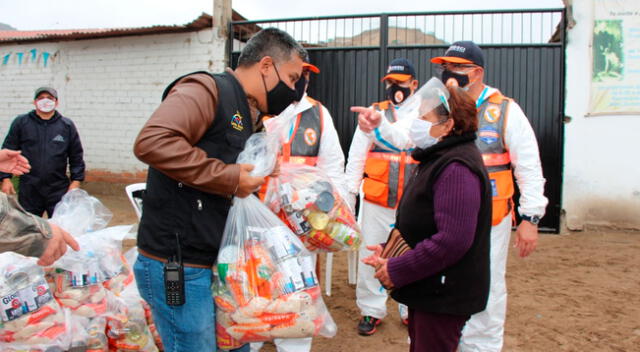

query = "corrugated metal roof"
[0, 13, 215, 44]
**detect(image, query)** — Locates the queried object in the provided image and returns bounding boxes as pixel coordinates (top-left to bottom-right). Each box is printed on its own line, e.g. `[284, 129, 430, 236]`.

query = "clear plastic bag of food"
[49, 188, 113, 237]
[263, 163, 362, 252]
[103, 247, 160, 352]
[214, 195, 337, 350]
[105, 301, 159, 352]
[103, 244, 136, 296]
[68, 315, 109, 352]
[50, 226, 132, 318]
[0, 252, 71, 350]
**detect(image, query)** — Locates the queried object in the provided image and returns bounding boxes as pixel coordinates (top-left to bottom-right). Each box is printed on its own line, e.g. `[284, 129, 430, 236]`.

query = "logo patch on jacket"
[483, 104, 501, 123]
[52, 134, 65, 143]
[231, 111, 244, 131]
[478, 127, 499, 145]
[304, 128, 317, 146]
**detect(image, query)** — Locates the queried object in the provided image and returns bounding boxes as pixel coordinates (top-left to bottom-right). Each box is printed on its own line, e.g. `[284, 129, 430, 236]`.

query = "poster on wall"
[588, 0, 640, 115]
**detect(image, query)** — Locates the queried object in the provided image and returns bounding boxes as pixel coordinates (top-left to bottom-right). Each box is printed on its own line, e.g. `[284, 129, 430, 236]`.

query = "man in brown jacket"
[132, 27, 306, 351]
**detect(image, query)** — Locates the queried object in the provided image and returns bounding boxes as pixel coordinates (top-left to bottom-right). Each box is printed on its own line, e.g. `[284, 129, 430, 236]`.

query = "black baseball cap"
[381, 58, 416, 82]
[34, 86, 58, 100]
[431, 41, 485, 68]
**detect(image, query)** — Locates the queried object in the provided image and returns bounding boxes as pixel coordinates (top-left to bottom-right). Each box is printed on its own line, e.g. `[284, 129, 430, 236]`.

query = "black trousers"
[18, 184, 66, 218]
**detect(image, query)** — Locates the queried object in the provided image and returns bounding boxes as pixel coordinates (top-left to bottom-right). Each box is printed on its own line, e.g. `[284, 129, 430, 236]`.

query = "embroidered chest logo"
[303, 128, 317, 146]
[483, 104, 501, 123]
[52, 134, 65, 143]
[231, 111, 244, 131]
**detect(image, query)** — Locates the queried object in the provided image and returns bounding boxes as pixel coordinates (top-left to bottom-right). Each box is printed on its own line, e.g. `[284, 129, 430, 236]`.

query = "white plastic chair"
[324, 190, 362, 296]
[324, 251, 358, 296]
[125, 183, 146, 220]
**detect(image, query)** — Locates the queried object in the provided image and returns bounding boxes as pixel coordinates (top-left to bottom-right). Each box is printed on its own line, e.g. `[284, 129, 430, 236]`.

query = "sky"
[0, 0, 564, 31]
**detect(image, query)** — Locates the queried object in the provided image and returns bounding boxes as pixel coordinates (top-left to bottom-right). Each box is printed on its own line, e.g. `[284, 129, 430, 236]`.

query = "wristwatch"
[521, 214, 541, 225]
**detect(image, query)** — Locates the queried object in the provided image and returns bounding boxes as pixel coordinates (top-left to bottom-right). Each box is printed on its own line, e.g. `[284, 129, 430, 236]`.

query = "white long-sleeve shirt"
[362, 86, 548, 217]
[344, 103, 409, 211]
[265, 93, 347, 201]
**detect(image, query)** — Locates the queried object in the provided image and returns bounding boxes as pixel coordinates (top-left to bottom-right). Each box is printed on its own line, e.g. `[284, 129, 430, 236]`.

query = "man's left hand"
[68, 180, 81, 192]
[514, 220, 538, 257]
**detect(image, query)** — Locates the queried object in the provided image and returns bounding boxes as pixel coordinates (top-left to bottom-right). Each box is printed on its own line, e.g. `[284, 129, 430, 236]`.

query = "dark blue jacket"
[1, 110, 85, 195]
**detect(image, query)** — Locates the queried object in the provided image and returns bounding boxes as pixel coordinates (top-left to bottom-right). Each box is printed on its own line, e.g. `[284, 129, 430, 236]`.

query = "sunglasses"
[436, 63, 479, 74]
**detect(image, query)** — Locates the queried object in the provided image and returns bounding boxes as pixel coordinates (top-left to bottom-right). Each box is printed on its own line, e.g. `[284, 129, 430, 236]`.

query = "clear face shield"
[395, 77, 450, 121]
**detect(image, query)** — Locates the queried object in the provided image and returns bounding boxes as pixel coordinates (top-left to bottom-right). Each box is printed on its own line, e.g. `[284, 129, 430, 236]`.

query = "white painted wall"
[563, 0, 640, 230]
[0, 29, 226, 181]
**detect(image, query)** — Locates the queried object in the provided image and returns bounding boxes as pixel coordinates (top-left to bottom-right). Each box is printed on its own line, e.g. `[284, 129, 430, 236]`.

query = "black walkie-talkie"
[164, 233, 185, 306]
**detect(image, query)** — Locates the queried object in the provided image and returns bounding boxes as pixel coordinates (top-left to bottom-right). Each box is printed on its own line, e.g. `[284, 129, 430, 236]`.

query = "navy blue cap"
[431, 41, 485, 68]
[34, 86, 58, 100]
[381, 58, 416, 82]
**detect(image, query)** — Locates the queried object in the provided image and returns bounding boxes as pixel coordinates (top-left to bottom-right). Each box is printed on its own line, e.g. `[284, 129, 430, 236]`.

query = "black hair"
[237, 27, 307, 67]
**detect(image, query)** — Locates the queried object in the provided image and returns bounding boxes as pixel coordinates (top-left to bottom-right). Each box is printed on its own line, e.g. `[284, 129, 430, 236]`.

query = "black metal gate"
[230, 8, 566, 232]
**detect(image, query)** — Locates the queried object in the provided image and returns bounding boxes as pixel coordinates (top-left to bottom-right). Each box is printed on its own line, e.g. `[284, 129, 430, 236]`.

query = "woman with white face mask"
[359, 86, 493, 351]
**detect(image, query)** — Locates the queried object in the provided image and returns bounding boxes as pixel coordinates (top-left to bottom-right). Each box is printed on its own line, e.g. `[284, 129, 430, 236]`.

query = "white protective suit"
[345, 104, 409, 321]
[362, 85, 548, 352]
[251, 93, 346, 352]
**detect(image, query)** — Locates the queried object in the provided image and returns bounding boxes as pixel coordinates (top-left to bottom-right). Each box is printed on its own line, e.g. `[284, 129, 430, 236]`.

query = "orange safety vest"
[362, 100, 419, 209]
[258, 97, 324, 200]
[476, 90, 515, 226]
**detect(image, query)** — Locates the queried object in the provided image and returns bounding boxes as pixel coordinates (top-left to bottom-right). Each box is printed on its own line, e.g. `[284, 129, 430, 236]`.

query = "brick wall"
[0, 29, 226, 184]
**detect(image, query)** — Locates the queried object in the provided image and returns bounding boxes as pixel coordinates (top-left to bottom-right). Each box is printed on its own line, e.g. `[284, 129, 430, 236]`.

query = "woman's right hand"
[361, 244, 384, 268]
[351, 106, 382, 133]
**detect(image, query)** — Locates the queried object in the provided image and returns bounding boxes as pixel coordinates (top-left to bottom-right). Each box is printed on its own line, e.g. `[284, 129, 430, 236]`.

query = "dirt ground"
[99, 191, 640, 352]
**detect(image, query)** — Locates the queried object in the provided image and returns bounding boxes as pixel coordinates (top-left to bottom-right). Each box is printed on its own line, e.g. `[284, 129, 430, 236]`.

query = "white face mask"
[36, 98, 56, 113]
[409, 119, 440, 149]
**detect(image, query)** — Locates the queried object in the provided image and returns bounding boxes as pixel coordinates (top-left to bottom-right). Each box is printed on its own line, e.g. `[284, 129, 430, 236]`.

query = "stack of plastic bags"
[263, 164, 362, 252]
[214, 133, 337, 350]
[51, 190, 161, 352]
[0, 189, 163, 351]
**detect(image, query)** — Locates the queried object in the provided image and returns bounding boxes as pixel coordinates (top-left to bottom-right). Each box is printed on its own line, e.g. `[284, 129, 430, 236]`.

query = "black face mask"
[386, 84, 412, 105]
[441, 69, 470, 88]
[295, 76, 308, 101]
[262, 65, 298, 115]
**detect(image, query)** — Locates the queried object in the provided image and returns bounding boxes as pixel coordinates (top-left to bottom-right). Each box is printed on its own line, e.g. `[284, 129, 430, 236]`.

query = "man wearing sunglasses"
[354, 41, 548, 352]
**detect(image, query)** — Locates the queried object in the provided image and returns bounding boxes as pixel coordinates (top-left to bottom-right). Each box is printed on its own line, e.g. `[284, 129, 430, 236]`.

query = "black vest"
[137, 71, 253, 266]
[391, 133, 492, 316]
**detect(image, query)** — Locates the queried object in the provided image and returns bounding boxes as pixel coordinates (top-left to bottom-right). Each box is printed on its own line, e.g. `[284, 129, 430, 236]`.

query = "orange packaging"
[216, 322, 243, 350]
[258, 312, 297, 325]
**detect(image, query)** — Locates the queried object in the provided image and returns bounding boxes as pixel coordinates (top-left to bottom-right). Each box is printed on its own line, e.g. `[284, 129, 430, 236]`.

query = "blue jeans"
[134, 253, 249, 352]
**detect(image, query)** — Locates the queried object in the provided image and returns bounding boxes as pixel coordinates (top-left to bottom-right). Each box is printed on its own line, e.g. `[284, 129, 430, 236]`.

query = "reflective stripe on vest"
[476, 91, 515, 225]
[363, 101, 418, 209]
[282, 97, 323, 167]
